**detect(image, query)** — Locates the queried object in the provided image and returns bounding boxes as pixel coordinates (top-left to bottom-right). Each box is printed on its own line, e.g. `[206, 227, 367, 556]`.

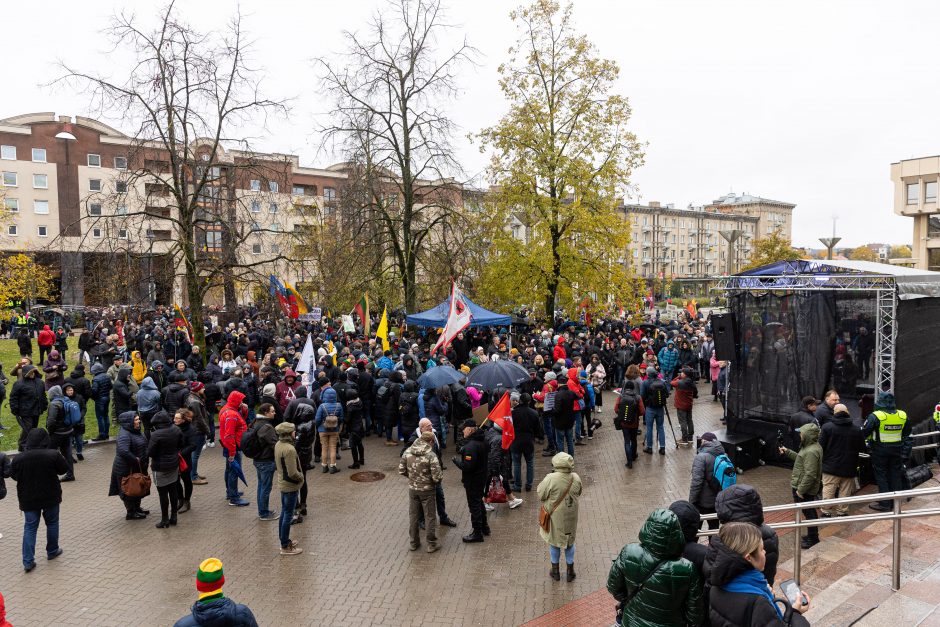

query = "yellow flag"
[376, 306, 390, 352]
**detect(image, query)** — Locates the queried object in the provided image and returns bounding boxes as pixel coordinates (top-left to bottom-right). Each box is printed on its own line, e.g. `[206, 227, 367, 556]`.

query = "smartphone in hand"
[780, 578, 806, 606]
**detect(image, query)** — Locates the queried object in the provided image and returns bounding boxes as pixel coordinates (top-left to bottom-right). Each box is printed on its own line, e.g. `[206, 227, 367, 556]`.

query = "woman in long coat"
[537, 452, 583, 583]
[109, 411, 149, 520]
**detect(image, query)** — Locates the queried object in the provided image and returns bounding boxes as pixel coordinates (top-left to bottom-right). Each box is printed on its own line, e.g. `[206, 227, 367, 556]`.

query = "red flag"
[487, 392, 515, 449]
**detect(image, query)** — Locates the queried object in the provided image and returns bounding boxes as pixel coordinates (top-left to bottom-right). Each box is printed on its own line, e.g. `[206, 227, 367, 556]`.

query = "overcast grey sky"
[7, 0, 937, 247]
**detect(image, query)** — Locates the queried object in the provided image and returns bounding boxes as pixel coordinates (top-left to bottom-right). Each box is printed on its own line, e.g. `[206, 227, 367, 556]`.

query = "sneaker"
[206, 441, 216, 448]
[192, 478, 208, 485]
[259, 512, 279, 521]
[76, 453, 84, 461]
[280, 544, 303, 556]
[484, 503, 495, 512]
[228, 498, 250, 507]
[508, 497, 524, 509]
[47, 548, 63, 560]
[587, 435, 593, 440]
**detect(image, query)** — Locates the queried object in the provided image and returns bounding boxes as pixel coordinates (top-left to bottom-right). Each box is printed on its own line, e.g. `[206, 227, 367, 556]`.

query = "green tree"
[740, 231, 803, 271]
[849, 245, 879, 262]
[889, 244, 912, 258]
[476, 0, 645, 318]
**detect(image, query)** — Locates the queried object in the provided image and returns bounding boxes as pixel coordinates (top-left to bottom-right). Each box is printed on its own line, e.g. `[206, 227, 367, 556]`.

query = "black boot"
[550, 563, 560, 581]
[566, 563, 576, 582]
[801, 536, 819, 549]
[178, 499, 191, 514]
[462, 530, 484, 543]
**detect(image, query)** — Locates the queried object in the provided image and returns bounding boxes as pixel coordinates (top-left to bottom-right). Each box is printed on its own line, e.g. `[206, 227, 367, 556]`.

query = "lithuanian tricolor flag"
[353, 293, 370, 335]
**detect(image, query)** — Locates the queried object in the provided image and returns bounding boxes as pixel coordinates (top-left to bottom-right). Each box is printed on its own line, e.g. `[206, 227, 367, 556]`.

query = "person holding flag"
[353, 293, 370, 336]
[483, 391, 523, 511]
[375, 306, 391, 352]
[431, 282, 472, 356]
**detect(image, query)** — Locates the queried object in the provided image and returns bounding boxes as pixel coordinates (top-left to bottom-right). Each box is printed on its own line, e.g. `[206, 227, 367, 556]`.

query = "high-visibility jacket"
[870, 410, 907, 445]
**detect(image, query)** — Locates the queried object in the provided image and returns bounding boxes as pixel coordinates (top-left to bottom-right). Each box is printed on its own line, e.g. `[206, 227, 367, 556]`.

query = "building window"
[116, 205, 127, 216]
[34, 200, 49, 214]
[250, 222, 260, 232]
[269, 181, 279, 193]
[114, 156, 127, 170]
[4, 198, 17, 212]
[926, 181, 938, 203]
[118, 228, 128, 239]
[251, 201, 260, 213]
[249, 179, 261, 191]
[269, 202, 278, 214]
[292, 185, 305, 195]
[928, 216, 940, 238]
[89, 203, 102, 216]
[87, 154, 101, 167]
[92, 227, 102, 238]
[270, 243, 280, 254]
[32, 148, 46, 163]
[0, 145, 15, 160]
[907, 183, 919, 205]
[8, 224, 17, 236]
[37, 225, 48, 237]
[323, 187, 336, 200]
[270, 223, 281, 232]
[2, 171, 16, 186]
[33, 174, 48, 189]
[89, 179, 102, 191]
[251, 243, 262, 255]
[116, 181, 128, 193]
[205, 230, 222, 250]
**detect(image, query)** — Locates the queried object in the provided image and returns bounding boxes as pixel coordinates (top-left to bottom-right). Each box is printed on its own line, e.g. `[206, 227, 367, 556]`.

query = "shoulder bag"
[121, 459, 152, 498]
[538, 476, 574, 532]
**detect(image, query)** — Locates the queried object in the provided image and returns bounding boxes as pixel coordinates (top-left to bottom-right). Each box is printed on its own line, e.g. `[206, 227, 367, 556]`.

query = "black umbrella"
[466, 359, 530, 392]
[417, 365, 464, 389]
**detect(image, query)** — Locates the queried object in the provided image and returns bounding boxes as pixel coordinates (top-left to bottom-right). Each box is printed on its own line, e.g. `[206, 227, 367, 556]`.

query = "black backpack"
[646, 379, 668, 408]
[616, 392, 640, 430]
[375, 382, 391, 402]
[240, 425, 263, 459]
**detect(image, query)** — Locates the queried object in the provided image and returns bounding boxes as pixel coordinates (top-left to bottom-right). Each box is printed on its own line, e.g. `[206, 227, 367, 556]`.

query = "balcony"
[145, 183, 171, 197]
[145, 229, 172, 241]
[145, 205, 171, 219]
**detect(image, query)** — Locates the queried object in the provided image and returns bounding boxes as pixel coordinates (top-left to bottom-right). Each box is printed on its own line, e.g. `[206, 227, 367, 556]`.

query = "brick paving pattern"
[0, 385, 795, 626]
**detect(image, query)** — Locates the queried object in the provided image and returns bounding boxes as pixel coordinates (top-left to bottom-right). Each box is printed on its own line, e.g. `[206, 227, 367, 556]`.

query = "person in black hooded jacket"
[111, 367, 136, 424]
[819, 403, 864, 517]
[147, 410, 183, 528]
[705, 484, 780, 586]
[10, 364, 48, 451]
[110, 411, 149, 520]
[669, 499, 708, 577]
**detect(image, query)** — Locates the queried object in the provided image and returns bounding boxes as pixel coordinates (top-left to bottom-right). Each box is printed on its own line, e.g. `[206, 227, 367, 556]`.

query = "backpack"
[399, 393, 417, 417]
[323, 406, 340, 430]
[62, 397, 82, 426]
[375, 382, 391, 402]
[646, 379, 668, 408]
[616, 393, 640, 430]
[240, 425, 263, 459]
[710, 453, 737, 492]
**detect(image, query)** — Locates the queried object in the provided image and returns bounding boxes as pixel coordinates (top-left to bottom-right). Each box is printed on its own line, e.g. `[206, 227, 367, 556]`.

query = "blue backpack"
[710, 453, 737, 492]
[61, 397, 82, 427]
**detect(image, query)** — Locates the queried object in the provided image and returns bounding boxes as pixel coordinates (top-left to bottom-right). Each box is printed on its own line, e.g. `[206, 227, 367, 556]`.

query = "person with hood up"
[275, 369, 301, 412]
[345, 387, 366, 469]
[399, 380, 421, 439]
[90, 362, 112, 441]
[111, 367, 137, 425]
[174, 408, 199, 514]
[186, 345, 204, 372]
[657, 340, 680, 382]
[381, 370, 405, 446]
[147, 360, 167, 391]
[778, 422, 822, 549]
[219, 391, 249, 506]
[511, 392, 541, 492]
[172, 558, 259, 626]
[399, 429, 444, 553]
[537, 452, 582, 582]
[706, 484, 780, 585]
[553, 336, 567, 363]
[131, 351, 148, 384]
[260, 383, 283, 424]
[707, 522, 810, 626]
[42, 349, 67, 391]
[148, 410, 184, 528]
[688, 432, 727, 530]
[136, 376, 162, 436]
[11, 428, 69, 572]
[147, 342, 167, 367]
[668, 500, 708, 577]
[819, 403, 864, 517]
[861, 391, 912, 512]
[45, 385, 76, 481]
[18, 327, 34, 358]
[65, 367, 91, 460]
[10, 364, 48, 451]
[315, 387, 344, 474]
[607, 508, 705, 626]
[453, 419, 490, 543]
[37, 324, 56, 364]
[110, 410, 149, 520]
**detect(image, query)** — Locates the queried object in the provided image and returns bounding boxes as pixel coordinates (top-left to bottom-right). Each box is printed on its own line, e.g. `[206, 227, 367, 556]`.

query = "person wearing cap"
[452, 418, 489, 542]
[274, 421, 304, 555]
[861, 392, 911, 512]
[819, 403, 864, 517]
[173, 558, 258, 626]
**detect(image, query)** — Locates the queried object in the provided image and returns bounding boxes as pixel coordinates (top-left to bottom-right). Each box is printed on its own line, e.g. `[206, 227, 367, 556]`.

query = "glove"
[451, 456, 461, 467]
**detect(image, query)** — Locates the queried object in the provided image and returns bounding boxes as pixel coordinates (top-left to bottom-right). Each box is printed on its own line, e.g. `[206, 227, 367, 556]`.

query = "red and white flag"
[487, 391, 515, 450]
[431, 282, 473, 355]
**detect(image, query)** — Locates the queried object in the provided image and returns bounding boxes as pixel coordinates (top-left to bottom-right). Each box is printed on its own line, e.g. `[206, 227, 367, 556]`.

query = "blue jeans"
[279, 491, 298, 548]
[71, 432, 84, 455]
[574, 411, 582, 439]
[224, 449, 243, 501]
[94, 398, 109, 438]
[254, 460, 275, 517]
[23, 505, 60, 568]
[511, 442, 534, 490]
[550, 544, 575, 565]
[190, 433, 206, 480]
[542, 413, 556, 450]
[644, 407, 665, 450]
[622, 427, 638, 462]
[555, 427, 575, 456]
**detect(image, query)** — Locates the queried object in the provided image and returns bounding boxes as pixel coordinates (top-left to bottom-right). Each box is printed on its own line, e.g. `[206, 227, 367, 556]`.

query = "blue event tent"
[406, 296, 512, 328]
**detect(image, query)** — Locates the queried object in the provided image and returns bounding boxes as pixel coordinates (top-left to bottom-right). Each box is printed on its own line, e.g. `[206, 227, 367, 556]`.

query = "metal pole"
[794, 507, 802, 585]
[892, 497, 902, 590]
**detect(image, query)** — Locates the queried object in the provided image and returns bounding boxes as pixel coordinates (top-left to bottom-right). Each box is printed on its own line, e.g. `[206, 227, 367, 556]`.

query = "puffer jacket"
[398, 436, 443, 492]
[136, 377, 162, 413]
[783, 423, 822, 497]
[314, 387, 344, 433]
[45, 385, 73, 436]
[707, 535, 808, 627]
[172, 597, 259, 627]
[9, 365, 48, 418]
[819, 410, 864, 478]
[147, 411, 184, 472]
[111, 368, 136, 421]
[709, 484, 779, 585]
[537, 453, 582, 549]
[688, 439, 728, 510]
[669, 500, 708, 576]
[607, 508, 705, 627]
[91, 363, 112, 401]
[111, 411, 148, 496]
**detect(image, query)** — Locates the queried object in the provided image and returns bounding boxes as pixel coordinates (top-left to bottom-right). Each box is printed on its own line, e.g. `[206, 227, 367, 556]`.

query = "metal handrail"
[696, 485, 940, 591]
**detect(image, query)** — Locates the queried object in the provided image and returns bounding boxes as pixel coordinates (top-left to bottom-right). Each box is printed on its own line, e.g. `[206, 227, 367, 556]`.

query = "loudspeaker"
[712, 312, 738, 361]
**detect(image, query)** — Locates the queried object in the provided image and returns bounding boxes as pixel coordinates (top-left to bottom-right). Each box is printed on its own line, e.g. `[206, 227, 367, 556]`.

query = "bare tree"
[318, 0, 476, 311]
[55, 1, 289, 348]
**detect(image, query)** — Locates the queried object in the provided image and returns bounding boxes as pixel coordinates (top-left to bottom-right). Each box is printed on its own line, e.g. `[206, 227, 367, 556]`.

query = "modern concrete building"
[891, 155, 940, 271]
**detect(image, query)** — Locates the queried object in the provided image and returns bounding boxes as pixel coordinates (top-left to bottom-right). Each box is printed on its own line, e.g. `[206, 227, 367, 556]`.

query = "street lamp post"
[719, 229, 744, 275]
[819, 237, 841, 260]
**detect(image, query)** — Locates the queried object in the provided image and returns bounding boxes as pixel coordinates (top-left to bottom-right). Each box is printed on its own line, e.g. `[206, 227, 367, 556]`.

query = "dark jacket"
[10, 428, 69, 511]
[689, 439, 727, 510]
[710, 484, 779, 585]
[814, 402, 834, 426]
[607, 508, 705, 627]
[819, 410, 864, 478]
[552, 386, 576, 430]
[0, 450, 10, 500]
[250, 417, 278, 462]
[425, 393, 449, 434]
[111, 411, 148, 487]
[111, 368, 135, 419]
[453, 428, 488, 485]
[161, 380, 190, 415]
[147, 411, 184, 472]
[510, 405, 542, 444]
[65, 367, 93, 409]
[398, 381, 420, 436]
[172, 597, 259, 627]
[91, 363, 112, 402]
[788, 409, 816, 432]
[484, 424, 509, 479]
[45, 386, 73, 436]
[669, 500, 708, 576]
[10, 365, 48, 418]
[178, 420, 201, 462]
[708, 535, 808, 627]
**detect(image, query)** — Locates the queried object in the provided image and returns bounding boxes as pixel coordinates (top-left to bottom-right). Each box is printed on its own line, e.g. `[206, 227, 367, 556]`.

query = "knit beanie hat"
[196, 558, 225, 601]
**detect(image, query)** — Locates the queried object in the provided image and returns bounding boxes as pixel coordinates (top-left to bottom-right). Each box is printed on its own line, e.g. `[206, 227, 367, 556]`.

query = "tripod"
[663, 405, 681, 449]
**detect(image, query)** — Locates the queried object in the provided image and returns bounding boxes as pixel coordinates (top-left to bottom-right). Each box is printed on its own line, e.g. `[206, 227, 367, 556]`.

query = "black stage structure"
[712, 259, 940, 468]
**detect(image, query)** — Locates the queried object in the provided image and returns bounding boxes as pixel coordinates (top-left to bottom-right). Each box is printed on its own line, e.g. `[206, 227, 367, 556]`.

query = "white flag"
[432, 283, 473, 356]
[294, 333, 315, 374]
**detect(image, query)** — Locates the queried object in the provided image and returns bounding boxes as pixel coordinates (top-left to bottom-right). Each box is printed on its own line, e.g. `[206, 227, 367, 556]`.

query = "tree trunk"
[184, 251, 207, 356]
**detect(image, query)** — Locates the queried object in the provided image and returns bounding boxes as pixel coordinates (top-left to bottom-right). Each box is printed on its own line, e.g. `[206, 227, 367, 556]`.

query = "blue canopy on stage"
[406, 296, 512, 328]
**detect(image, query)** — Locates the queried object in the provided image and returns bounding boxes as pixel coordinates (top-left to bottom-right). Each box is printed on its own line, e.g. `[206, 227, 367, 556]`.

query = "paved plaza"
[0, 386, 794, 626]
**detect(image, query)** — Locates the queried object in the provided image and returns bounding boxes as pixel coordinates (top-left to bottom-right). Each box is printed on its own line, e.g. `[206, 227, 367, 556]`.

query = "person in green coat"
[778, 422, 822, 549]
[537, 452, 583, 582]
[607, 508, 705, 627]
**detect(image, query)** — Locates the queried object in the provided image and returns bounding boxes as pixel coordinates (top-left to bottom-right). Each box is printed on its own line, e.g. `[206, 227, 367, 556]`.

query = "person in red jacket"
[670, 368, 698, 445]
[219, 391, 249, 506]
[552, 336, 567, 364]
[37, 324, 56, 365]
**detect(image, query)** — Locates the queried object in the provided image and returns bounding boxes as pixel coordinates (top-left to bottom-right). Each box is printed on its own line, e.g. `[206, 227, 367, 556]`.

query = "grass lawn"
[0, 336, 118, 452]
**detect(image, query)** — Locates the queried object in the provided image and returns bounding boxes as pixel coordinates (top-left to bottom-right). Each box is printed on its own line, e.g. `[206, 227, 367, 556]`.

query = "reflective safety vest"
[16, 315, 27, 325]
[934, 404, 940, 428]
[871, 409, 907, 444]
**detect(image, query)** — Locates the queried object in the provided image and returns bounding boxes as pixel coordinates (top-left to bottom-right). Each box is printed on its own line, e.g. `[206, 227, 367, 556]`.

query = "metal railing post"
[892, 497, 902, 591]
[794, 507, 802, 585]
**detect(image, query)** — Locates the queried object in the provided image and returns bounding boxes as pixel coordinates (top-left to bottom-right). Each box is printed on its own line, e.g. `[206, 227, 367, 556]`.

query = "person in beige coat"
[537, 452, 583, 582]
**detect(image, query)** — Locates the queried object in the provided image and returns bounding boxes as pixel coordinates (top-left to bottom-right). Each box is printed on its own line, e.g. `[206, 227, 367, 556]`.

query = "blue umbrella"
[229, 457, 249, 486]
[417, 365, 464, 389]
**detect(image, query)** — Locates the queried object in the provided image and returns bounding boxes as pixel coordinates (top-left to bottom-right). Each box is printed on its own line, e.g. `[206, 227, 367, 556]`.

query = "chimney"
[58, 115, 72, 123]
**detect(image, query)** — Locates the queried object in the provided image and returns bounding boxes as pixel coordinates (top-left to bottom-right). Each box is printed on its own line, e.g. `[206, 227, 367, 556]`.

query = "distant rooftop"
[708, 192, 795, 208]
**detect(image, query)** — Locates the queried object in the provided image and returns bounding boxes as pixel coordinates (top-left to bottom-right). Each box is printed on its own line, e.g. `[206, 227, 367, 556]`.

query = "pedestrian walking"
[399, 430, 444, 553]
[274, 422, 303, 556]
[44, 385, 76, 482]
[537, 452, 582, 582]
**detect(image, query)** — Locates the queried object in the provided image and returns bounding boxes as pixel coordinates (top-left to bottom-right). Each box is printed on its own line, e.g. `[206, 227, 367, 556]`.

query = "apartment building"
[891, 155, 940, 271]
[704, 192, 795, 240]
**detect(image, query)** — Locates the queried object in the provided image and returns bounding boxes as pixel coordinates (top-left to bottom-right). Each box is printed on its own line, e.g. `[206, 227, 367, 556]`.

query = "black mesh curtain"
[729, 292, 836, 424]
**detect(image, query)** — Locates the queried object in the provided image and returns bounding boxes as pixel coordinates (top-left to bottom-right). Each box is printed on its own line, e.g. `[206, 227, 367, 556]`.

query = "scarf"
[722, 568, 782, 619]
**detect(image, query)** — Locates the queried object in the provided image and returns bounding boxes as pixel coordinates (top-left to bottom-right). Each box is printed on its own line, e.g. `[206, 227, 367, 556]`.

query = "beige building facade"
[891, 155, 940, 271]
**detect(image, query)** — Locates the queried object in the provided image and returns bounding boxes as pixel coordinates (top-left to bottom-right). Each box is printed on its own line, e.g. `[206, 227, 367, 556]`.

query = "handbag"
[485, 476, 508, 504]
[178, 453, 189, 473]
[538, 476, 574, 532]
[121, 460, 152, 499]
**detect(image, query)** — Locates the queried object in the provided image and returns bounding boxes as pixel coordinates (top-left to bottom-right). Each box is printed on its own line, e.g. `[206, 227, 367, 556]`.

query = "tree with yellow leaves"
[0, 253, 55, 308]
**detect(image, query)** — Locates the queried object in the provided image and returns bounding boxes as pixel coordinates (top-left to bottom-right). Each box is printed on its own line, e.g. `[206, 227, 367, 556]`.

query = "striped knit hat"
[195, 558, 225, 602]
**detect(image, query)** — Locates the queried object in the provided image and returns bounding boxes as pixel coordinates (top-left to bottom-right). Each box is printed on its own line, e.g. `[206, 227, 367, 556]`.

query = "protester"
[670, 367, 698, 445]
[779, 422, 822, 549]
[453, 419, 489, 543]
[148, 410, 184, 529]
[174, 409, 198, 514]
[90, 363, 112, 441]
[641, 366, 669, 455]
[510, 392, 540, 493]
[246, 402, 279, 520]
[219, 391, 250, 507]
[274, 422, 303, 556]
[10, 364, 48, 451]
[668, 500, 708, 576]
[688, 432, 727, 530]
[819, 403, 864, 517]
[172, 558, 259, 627]
[537, 452, 582, 582]
[708, 484, 780, 585]
[110, 411, 149, 520]
[315, 387, 344, 474]
[399, 429, 444, 553]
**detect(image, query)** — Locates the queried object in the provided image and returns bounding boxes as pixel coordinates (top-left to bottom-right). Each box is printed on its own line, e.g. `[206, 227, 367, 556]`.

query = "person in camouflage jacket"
[399, 431, 444, 553]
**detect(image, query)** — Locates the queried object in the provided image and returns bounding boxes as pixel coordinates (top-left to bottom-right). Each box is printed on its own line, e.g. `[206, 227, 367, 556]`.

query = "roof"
[406, 296, 512, 328]
[709, 192, 795, 208]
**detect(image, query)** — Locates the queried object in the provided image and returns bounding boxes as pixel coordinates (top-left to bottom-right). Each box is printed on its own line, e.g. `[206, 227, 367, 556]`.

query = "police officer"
[861, 392, 911, 512]
[452, 418, 489, 543]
